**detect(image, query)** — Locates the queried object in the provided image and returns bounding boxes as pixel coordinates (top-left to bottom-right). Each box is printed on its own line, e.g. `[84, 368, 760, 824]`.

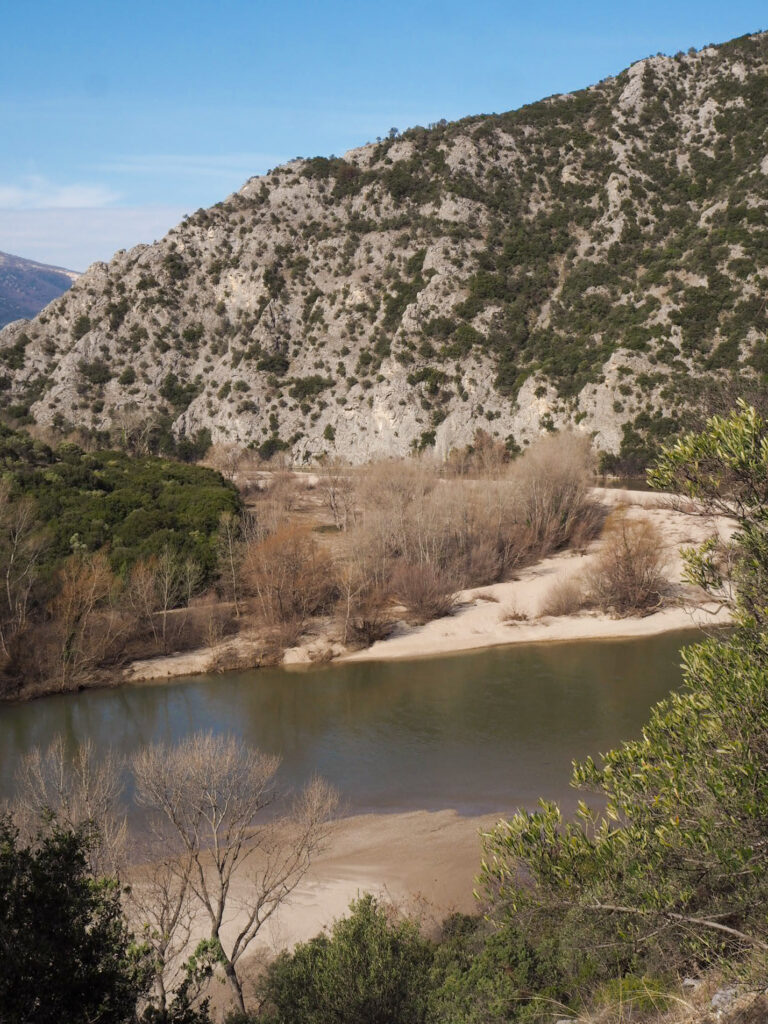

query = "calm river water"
[0, 632, 699, 817]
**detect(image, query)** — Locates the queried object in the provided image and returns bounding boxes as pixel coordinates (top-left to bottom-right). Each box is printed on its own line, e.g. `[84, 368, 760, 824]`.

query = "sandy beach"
[235, 808, 493, 954]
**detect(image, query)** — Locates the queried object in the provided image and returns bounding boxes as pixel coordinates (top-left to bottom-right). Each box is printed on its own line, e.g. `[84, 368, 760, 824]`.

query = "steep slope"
[0, 251, 78, 328]
[1, 32, 768, 462]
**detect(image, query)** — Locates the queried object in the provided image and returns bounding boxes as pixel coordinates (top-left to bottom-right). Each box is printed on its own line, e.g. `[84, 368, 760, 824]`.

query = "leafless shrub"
[392, 561, 459, 624]
[474, 591, 500, 603]
[268, 615, 305, 650]
[461, 533, 504, 587]
[587, 512, 669, 616]
[540, 576, 586, 617]
[340, 584, 395, 646]
[445, 428, 509, 478]
[499, 602, 529, 623]
[508, 431, 600, 559]
[202, 604, 231, 648]
[14, 737, 126, 876]
[243, 524, 339, 625]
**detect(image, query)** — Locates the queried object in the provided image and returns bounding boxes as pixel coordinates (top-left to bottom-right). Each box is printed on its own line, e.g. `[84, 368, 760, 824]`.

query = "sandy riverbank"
[125, 488, 733, 683]
[136, 806, 496, 1015]
[345, 489, 733, 663]
[235, 807, 492, 953]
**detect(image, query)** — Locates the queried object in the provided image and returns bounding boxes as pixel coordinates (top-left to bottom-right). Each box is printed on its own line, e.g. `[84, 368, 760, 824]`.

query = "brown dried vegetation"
[587, 512, 669, 616]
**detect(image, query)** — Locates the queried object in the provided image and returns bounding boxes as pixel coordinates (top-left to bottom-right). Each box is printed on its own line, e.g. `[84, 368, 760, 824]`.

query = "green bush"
[482, 404, 768, 980]
[78, 358, 113, 385]
[0, 818, 144, 1024]
[288, 376, 334, 402]
[71, 314, 91, 340]
[257, 895, 434, 1024]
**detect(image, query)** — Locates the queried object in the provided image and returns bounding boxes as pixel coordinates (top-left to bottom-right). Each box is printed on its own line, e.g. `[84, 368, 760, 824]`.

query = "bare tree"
[317, 458, 357, 531]
[0, 485, 46, 662]
[127, 838, 197, 1013]
[181, 557, 202, 608]
[125, 556, 162, 647]
[216, 511, 244, 617]
[205, 442, 247, 483]
[132, 732, 338, 1013]
[124, 549, 200, 652]
[155, 546, 186, 651]
[243, 524, 338, 627]
[14, 736, 126, 876]
[112, 407, 158, 456]
[48, 551, 125, 690]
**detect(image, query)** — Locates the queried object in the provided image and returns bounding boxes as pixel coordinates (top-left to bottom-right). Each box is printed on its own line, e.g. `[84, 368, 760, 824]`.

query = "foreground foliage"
[0, 818, 143, 1024]
[251, 897, 573, 1024]
[482, 402, 768, 985]
[256, 895, 433, 1024]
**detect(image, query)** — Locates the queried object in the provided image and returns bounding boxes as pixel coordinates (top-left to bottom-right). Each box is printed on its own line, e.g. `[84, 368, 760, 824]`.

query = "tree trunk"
[222, 958, 245, 1014]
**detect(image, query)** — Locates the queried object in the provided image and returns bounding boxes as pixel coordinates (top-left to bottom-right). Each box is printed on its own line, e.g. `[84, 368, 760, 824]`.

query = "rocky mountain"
[0, 252, 78, 330]
[1, 32, 768, 463]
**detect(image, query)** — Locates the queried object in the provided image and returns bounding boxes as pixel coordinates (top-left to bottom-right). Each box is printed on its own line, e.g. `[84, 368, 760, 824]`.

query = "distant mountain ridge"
[1, 31, 768, 463]
[0, 251, 78, 328]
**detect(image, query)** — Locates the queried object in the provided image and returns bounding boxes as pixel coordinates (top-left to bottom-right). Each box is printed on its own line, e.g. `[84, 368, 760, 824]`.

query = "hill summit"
[2, 31, 768, 463]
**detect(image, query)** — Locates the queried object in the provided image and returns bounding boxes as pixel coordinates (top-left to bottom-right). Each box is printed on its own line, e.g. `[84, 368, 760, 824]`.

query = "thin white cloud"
[95, 153, 286, 178]
[0, 175, 121, 210]
[0, 206, 187, 272]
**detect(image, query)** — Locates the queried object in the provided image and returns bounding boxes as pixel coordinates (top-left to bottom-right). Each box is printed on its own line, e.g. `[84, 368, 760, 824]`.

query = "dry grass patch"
[540, 576, 586, 617]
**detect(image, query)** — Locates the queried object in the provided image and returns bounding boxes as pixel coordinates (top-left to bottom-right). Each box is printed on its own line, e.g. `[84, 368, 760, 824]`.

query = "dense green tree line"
[0, 424, 240, 578]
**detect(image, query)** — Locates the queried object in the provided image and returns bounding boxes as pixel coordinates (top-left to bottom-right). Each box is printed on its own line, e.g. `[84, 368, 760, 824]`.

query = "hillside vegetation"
[2, 33, 768, 464]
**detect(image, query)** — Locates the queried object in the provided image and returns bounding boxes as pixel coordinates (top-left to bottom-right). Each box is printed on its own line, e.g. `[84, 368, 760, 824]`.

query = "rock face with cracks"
[2, 32, 768, 463]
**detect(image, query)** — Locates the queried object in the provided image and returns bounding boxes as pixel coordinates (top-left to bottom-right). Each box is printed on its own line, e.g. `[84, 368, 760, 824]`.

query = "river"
[0, 630, 700, 817]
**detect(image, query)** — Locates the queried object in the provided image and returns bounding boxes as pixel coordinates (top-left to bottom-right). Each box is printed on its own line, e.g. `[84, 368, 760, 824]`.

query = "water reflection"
[0, 632, 697, 817]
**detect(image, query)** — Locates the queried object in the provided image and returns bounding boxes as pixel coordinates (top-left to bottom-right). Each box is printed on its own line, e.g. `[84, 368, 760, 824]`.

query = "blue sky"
[0, 0, 764, 270]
